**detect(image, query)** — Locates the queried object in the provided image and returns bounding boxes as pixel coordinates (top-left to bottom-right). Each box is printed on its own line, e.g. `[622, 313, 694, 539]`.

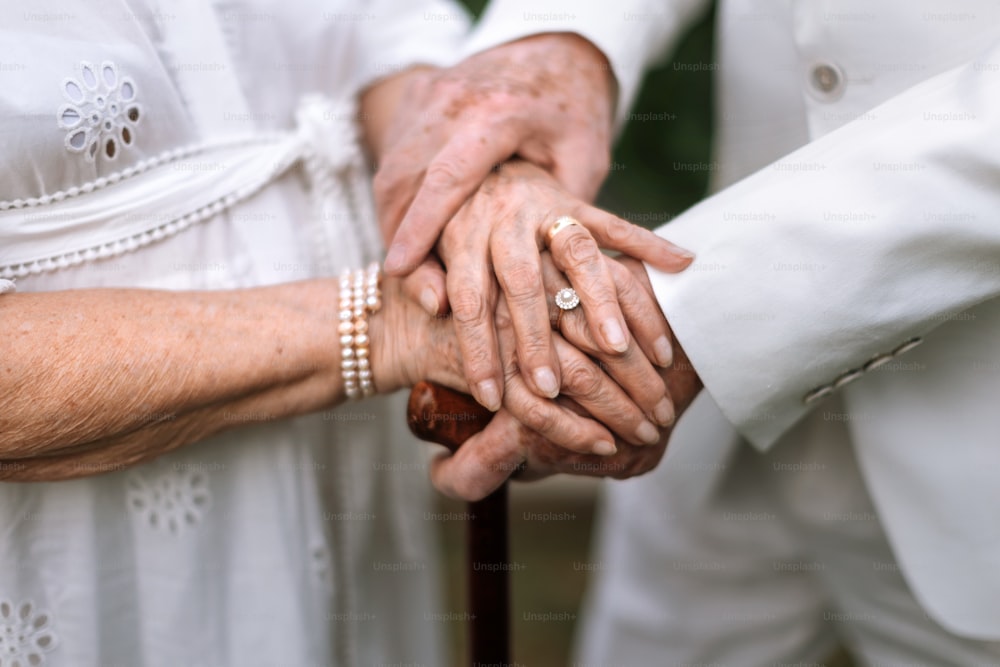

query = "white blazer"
[468, 0, 1000, 639]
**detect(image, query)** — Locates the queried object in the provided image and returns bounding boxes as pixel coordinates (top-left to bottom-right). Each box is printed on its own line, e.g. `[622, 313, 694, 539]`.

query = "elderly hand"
[418, 159, 693, 416]
[428, 257, 704, 501]
[381, 274, 673, 456]
[375, 33, 617, 276]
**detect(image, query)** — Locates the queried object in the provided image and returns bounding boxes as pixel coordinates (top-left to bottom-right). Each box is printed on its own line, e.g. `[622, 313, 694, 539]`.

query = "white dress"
[0, 1, 468, 665]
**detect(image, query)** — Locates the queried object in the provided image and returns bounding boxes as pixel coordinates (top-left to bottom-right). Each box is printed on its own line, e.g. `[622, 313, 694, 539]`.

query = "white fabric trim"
[0, 96, 367, 279]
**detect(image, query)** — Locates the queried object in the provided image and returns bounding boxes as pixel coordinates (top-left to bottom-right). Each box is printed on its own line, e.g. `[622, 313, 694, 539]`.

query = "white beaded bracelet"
[339, 262, 382, 399]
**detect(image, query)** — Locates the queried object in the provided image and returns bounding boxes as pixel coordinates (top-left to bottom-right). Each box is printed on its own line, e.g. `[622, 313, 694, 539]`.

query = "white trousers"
[575, 394, 1000, 667]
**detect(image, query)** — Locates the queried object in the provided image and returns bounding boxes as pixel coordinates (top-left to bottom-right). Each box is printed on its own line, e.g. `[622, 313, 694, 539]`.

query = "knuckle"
[559, 231, 600, 267]
[562, 360, 604, 399]
[423, 160, 463, 192]
[605, 216, 641, 247]
[521, 401, 557, 435]
[450, 287, 489, 326]
[518, 329, 551, 360]
[498, 262, 542, 304]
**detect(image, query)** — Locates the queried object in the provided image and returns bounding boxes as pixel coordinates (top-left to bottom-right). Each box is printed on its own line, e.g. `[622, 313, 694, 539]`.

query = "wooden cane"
[407, 381, 509, 666]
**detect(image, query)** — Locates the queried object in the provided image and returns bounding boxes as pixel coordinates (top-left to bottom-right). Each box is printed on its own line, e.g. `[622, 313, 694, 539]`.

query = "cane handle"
[406, 382, 494, 451]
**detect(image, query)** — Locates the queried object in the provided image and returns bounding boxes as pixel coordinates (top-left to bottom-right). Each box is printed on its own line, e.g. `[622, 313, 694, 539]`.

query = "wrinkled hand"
[386, 274, 674, 458]
[375, 33, 617, 276]
[429, 258, 704, 501]
[423, 159, 694, 412]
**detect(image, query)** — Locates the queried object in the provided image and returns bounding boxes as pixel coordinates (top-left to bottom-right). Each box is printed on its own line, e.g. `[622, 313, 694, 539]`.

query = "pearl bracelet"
[338, 262, 382, 399]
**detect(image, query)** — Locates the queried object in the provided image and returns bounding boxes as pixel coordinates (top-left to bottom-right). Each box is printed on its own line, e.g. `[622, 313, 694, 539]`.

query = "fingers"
[540, 255, 674, 432]
[581, 204, 695, 272]
[429, 408, 671, 500]
[429, 409, 528, 501]
[383, 129, 519, 276]
[552, 334, 663, 446]
[607, 258, 674, 369]
[400, 256, 448, 316]
[545, 220, 630, 355]
[494, 296, 617, 454]
[492, 218, 561, 399]
[445, 228, 504, 411]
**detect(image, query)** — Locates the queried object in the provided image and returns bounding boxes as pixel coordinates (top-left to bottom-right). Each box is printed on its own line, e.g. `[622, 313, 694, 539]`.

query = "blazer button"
[803, 384, 834, 405]
[834, 368, 865, 389]
[809, 62, 845, 100]
[892, 337, 923, 356]
[863, 354, 895, 372]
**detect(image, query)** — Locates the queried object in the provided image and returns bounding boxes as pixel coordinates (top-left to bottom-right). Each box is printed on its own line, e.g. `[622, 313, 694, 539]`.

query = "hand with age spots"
[429, 257, 704, 502]
[374, 33, 618, 274]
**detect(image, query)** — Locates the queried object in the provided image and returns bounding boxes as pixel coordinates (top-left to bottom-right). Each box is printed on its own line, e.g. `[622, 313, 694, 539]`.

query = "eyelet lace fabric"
[1, 96, 375, 281]
[57, 61, 141, 163]
[126, 464, 213, 535]
[0, 600, 58, 667]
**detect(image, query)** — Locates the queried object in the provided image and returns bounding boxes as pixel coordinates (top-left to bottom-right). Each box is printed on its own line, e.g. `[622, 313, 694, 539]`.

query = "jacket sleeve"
[647, 40, 1000, 450]
[462, 0, 711, 128]
[352, 0, 471, 91]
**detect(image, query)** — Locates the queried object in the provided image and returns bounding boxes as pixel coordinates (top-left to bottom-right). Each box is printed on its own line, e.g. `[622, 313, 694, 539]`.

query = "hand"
[428, 261, 704, 501]
[424, 160, 694, 411]
[430, 343, 702, 501]
[375, 277, 667, 455]
[375, 33, 617, 276]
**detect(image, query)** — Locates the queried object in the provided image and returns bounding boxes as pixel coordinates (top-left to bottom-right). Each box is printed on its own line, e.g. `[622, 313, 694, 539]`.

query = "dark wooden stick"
[407, 382, 509, 666]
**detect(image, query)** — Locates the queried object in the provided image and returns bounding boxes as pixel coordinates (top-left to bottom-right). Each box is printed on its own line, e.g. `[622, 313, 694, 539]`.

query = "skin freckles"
[369, 33, 617, 278]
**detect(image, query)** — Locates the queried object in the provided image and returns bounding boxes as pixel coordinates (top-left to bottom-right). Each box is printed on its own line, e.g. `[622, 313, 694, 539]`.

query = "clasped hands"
[366, 36, 703, 500]
[379, 160, 702, 500]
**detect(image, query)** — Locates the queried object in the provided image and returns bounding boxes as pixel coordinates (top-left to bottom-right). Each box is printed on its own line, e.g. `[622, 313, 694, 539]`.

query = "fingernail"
[419, 287, 439, 315]
[476, 380, 502, 412]
[533, 367, 559, 398]
[601, 318, 628, 353]
[653, 398, 675, 426]
[383, 244, 406, 273]
[678, 249, 696, 259]
[637, 421, 660, 445]
[594, 440, 617, 456]
[653, 335, 673, 367]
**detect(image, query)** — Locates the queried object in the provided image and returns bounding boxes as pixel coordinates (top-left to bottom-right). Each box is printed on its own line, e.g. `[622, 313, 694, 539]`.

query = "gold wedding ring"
[545, 216, 581, 246]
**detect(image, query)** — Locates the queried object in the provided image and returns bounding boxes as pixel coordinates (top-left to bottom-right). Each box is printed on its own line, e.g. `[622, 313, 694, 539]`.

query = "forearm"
[0, 281, 359, 479]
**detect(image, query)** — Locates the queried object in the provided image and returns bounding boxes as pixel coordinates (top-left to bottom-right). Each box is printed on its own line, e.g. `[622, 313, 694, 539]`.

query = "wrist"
[368, 277, 421, 395]
[368, 308, 400, 394]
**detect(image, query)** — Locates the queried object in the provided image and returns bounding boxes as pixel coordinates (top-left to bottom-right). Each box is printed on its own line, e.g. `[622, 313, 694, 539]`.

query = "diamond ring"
[555, 287, 580, 310]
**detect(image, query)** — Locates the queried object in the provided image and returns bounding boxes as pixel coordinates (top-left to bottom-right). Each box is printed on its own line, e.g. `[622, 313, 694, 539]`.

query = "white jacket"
[468, 0, 1000, 639]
